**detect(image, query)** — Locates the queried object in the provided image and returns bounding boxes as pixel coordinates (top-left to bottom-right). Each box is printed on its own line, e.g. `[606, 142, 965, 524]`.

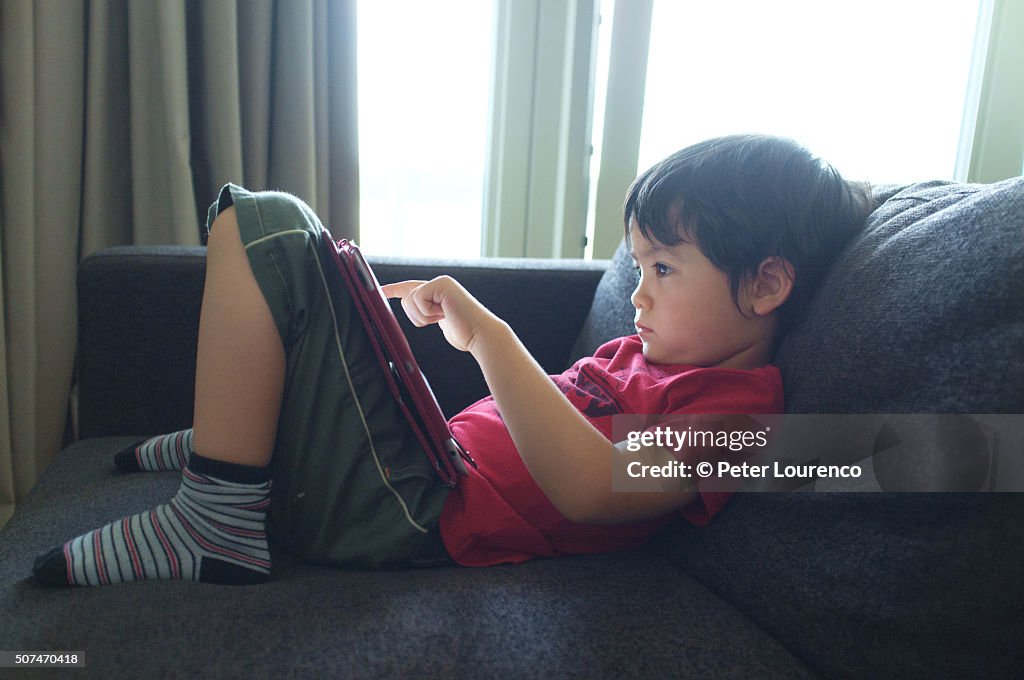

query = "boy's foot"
[114, 429, 194, 472]
[33, 454, 272, 586]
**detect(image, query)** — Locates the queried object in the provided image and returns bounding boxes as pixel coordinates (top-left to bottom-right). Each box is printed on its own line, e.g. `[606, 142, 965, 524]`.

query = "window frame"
[483, 0, 599, 258]
[483, 0, 1022, 260]
[963, 0, 1024, 183]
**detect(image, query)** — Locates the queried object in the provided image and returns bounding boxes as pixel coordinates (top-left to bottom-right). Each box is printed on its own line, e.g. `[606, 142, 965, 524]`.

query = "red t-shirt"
[438, 335, 784, 567]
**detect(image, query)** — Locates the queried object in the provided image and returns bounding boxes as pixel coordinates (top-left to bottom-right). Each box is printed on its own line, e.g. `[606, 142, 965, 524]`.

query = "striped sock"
[33, 454, 272, 586]
[114, 429, 194, 472]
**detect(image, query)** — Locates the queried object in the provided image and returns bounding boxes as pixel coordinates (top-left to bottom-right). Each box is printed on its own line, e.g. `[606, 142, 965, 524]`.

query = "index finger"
[380, 280, 427, 299]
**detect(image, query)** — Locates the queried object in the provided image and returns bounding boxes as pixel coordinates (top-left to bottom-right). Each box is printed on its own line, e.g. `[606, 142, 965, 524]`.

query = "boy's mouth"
[635, 322, 653, 335]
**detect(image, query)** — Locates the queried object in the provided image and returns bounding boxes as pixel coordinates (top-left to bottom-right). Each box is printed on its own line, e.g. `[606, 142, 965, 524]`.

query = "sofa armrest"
[77, 246, 608, 439]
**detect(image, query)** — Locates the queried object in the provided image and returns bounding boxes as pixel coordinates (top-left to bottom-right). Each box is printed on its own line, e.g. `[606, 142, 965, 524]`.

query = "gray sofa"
[1, 179, 1022, 678]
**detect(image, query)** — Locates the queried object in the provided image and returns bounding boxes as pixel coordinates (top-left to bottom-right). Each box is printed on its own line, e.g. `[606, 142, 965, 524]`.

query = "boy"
[33, 134, 871, 585]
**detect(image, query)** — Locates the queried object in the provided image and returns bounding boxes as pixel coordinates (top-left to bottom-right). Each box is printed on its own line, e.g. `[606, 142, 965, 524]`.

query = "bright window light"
[638, 0, 982, 185]
[356, 1, 493, 258]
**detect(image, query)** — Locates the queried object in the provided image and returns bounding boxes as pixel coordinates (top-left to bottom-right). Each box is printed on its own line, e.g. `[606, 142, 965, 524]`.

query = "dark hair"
[623, 134, 873, 334]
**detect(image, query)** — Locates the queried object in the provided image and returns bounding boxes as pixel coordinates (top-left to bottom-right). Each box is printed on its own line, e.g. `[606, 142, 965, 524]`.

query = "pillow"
[776, 178, 1024, 413]
[571, 179, 1024, 413]
[567, 240, 636, 364]
[649, 179, 1024, 679]
[648, 491, 1024, 679]
[565, 184, 913, 366]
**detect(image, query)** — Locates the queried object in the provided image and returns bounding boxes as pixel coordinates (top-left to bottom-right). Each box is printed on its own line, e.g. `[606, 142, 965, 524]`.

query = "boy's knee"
[208, 206, 243, 252]
[262, 190, 319, 237]
[209, 190, 321, 254]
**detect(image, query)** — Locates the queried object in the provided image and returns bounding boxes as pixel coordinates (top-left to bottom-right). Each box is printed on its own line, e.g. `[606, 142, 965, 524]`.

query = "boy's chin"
[640, 339, 705, 367]
[639, 339, 674, 365]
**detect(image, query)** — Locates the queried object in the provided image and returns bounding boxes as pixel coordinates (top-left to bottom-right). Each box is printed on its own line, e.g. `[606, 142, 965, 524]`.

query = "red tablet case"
[317, 227, 476, 487]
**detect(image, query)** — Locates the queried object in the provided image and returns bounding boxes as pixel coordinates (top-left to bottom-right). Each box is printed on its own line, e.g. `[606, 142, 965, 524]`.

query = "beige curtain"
[0, 0, 359, 529]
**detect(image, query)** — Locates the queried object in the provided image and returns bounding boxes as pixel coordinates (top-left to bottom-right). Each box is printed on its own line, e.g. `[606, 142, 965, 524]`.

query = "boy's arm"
[383, 277, 696, 525]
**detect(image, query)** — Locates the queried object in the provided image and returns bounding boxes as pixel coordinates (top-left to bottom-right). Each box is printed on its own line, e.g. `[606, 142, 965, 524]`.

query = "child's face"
[628, 221, 768, 369]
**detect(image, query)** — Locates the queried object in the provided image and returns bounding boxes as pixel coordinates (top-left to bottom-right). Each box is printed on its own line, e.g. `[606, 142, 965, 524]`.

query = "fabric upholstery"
[776, 178, 1024, 413]
[76, 250, 607, 438]
[4, 179, 1023, 678]
[0, 439, 815, 679]
[567, 179, 1024, 413]
[646, 179, 1024, 679]
[648, 491, 1024, 680]
[568, 240, 637, 363]
[566, 179, 1024, 678]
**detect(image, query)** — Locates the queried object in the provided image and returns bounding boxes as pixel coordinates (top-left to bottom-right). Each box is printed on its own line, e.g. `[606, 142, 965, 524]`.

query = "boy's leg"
[35, 183, 451, 585]
[114, 206, 285, 473]
[191, 206, 284, 467]
[33, 207, 279, 586]
[114, 429, 195, 472]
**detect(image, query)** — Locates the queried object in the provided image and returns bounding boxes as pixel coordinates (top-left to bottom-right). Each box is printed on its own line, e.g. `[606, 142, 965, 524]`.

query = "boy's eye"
[632, 262, 671, 280]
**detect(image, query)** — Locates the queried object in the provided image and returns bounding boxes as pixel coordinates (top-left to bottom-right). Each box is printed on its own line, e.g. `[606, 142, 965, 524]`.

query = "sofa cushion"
[568, 240, 636, 362]
[649, 491, 1024, 680]
[571, 179, 1024, 413]
[776, 178, 1024, 413]
[647, 178, 1024, 679]
[574, 179, 1024, 679]
[77, 250, 607, 438]
[0, 439, 816, 678]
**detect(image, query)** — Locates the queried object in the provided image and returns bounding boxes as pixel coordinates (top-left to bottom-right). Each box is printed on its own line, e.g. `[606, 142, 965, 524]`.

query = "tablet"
[318, 228, 475, 486]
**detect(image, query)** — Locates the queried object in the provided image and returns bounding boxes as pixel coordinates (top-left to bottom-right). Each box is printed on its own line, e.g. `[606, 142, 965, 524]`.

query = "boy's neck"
[714, 335, 776, 370]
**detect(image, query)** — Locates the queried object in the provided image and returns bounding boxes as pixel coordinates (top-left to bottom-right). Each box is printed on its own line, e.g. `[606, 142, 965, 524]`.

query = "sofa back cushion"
[775, 178, 1024, 413]
[574, 178, 1024, 678]
[568, 240, 637, 362]
[572, 178, 1024, 411]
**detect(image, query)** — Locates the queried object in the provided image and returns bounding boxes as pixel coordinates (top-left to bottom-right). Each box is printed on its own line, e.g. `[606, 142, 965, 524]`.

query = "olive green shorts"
[204, 183, 452, 569]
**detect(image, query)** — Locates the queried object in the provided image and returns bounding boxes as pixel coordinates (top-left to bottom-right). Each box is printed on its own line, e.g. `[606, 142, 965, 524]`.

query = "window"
[587, 0, 1018, 257]
[637, 0, 981, 184]
[356, 0, 493, 258]
[356, 0, 1021, 259]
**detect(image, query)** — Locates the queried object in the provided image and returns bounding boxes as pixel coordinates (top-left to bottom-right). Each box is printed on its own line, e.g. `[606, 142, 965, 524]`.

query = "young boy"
[33, 134, 871, 585]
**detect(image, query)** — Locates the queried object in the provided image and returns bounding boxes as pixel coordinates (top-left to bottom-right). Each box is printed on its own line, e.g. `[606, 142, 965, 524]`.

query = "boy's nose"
[630, 285, 650, 310]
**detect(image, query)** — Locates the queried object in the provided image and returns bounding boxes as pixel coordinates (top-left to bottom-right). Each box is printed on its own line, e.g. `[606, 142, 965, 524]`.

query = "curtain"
[0, 0, 359, 529]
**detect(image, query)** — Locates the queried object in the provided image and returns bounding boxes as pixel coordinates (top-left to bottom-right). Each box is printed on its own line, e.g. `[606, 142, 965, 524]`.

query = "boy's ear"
[749, 256, 795, 316]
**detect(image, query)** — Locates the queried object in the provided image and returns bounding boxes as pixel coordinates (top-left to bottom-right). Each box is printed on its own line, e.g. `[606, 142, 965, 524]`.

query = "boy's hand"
[382, 277, 503, 354]
[387, 278, 696, 525]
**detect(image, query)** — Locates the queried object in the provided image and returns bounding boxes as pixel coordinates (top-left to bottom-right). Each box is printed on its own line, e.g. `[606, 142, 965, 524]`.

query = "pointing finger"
[381, 280, 427, 299]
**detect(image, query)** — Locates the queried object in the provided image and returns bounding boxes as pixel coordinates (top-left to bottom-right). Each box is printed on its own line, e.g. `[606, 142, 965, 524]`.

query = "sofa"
[1, 179, 1022, 679]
